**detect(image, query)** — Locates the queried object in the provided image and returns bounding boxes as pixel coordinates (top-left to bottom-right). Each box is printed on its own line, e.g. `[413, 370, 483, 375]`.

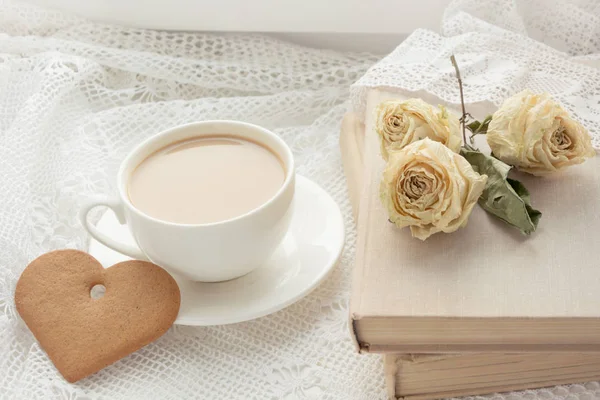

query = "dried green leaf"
[467, 120, 482, 133]
[460, 147, 541, 235]
[506, 178, 542, 228]
[467, 115, 493, 145]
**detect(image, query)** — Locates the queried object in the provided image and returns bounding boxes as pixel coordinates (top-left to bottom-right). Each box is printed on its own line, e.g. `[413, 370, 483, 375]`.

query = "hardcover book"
[342, 89, 600, 354]
[340, 101, 600, 399]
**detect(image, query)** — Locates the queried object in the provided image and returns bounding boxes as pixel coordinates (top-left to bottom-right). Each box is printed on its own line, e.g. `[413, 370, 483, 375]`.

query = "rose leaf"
[466, 115, 493, 145]
[466, 115, 492, 135]
[460, 147, 541, 235]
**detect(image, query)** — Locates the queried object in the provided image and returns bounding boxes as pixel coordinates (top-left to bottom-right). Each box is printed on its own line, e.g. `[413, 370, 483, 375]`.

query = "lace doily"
[351, 0, 600, 151]
[0, 0, 599, 399]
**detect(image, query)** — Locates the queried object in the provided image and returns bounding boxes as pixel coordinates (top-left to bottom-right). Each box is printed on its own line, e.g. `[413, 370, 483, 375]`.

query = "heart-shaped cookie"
[15, 250, 180, 383]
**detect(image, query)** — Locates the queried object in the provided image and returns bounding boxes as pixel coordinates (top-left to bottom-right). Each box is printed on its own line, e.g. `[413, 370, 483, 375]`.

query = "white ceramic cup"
[80, 120, 295, 282]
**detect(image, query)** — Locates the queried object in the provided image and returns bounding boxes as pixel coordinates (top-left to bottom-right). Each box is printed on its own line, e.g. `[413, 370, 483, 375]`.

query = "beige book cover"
[342, 89, 600, 353]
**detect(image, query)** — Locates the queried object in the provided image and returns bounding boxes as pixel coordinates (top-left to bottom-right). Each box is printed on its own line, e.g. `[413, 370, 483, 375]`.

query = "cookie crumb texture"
[15, 250, 181, 383]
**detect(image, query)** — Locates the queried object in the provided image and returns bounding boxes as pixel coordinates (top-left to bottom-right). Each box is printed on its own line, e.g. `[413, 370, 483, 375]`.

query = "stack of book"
[340, 90, 600, 399]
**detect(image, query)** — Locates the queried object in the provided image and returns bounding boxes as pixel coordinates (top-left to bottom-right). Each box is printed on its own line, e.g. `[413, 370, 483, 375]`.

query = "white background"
[27, 0, 452, 52]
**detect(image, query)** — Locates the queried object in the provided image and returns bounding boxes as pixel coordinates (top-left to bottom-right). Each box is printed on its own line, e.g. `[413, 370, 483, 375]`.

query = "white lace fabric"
[0, 0, 599, 399]
[352, 0, 600, 151]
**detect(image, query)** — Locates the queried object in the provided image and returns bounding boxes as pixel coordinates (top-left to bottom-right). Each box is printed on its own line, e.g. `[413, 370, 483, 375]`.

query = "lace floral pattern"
[351, 0, 600, 151]
[0, 0, 599, 398]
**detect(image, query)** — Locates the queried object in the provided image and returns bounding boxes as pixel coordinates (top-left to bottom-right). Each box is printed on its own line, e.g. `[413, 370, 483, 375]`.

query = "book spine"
[341, 112, 370, 352]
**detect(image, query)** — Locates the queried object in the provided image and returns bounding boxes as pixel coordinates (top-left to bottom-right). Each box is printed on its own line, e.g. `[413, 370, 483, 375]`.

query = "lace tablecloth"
[0, 0, 599, 399]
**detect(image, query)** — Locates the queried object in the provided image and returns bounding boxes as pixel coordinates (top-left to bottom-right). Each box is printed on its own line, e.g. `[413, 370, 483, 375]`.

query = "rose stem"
[450, 55, 467, 146]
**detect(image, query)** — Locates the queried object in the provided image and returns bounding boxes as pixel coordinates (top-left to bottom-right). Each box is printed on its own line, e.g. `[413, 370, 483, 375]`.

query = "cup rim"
[117, 120, 295, 228]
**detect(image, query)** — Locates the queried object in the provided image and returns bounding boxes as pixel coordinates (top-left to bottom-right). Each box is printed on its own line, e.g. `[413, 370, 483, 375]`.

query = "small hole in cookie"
[90, 284, 106, 299]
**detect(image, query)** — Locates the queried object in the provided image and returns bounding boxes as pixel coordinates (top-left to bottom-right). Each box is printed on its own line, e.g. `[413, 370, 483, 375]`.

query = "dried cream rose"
[375, 98, 462, 160]
[380, 138, 487, 240]
[487, 90, 596, 176]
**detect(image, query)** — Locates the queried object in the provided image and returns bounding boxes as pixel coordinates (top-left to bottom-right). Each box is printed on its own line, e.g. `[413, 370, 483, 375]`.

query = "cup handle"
[79, 197, 148, 260]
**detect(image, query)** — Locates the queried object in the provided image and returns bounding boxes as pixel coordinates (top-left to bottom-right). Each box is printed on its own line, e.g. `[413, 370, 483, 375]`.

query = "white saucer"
[88, 175, 345, 326]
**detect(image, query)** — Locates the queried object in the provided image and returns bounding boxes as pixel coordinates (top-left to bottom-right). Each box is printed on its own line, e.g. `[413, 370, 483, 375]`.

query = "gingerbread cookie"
[15, 250, 180, 383]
